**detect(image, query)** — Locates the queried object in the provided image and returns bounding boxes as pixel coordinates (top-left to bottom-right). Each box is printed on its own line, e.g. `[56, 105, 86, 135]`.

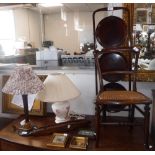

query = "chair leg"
[144, 104, 150, 150]
[95, 103, 100, 148]
[128, 105, 131, 120]
[129, 105, 135, 130]
[101, 105, 107, 122]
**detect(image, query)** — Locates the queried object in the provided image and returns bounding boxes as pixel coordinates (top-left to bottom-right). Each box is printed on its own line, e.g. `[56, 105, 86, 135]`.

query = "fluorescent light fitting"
[75, 27, 83, 32]
[38, 3, 63, 7]
[64, 23, 67, 27]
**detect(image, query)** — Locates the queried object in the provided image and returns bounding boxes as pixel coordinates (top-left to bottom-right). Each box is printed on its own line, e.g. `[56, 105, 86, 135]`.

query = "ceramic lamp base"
[52, 101, 70, 123]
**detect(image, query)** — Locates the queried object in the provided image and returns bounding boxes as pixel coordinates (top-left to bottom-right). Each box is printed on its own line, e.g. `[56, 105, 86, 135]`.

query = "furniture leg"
[95, 103, 100, 147]
[101, 105, 107, 122]
[144, 104, 150, 150]
[129, 105, 135, 130]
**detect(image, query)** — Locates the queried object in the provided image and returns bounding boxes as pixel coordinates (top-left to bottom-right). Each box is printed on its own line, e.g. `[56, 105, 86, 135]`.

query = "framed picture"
[69, 136, 88, 150]
[152, 15, 155, 24]
[2, 75, 47, 116]
[148, 24, 155, 31]
[143, 24, 155, 33]
[47, 133, 69, 148]
[143, 24, 149, 32]
[133, 25, 136, 31]
[136, 9, 148, 24]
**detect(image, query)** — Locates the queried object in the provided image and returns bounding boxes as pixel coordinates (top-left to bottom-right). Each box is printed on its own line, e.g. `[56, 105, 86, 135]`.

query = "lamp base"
[52, 101, 70, 123]
[19, 119, 34, 130]
[16, 119, 37, 136]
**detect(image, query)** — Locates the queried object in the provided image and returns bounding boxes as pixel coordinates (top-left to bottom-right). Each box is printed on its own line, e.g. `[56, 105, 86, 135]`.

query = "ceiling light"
[38, 3, 63, 7]
[64, 23, 67, 27]
[75, 27, 83, 32]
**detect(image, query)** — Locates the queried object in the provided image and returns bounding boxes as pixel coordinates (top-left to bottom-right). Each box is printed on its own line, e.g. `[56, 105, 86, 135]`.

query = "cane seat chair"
[92, 7, 152, 150]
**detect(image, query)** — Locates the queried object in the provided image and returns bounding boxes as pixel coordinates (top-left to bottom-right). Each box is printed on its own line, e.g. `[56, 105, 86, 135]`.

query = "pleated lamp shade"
[36, 73, 80, 102]
[2, 65, 44, 95]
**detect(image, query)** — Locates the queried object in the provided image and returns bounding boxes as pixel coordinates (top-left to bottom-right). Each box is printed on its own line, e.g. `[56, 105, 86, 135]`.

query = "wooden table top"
[0, 114, 96, 151]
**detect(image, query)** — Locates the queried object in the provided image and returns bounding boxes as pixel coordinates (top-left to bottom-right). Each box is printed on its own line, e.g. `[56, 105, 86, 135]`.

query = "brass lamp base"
[15, 120, 37, 136]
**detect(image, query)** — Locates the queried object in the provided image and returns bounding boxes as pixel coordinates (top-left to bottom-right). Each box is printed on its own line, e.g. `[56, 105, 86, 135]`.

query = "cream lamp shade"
[36, 73, 80, 123]
[2, 65, 44, 136]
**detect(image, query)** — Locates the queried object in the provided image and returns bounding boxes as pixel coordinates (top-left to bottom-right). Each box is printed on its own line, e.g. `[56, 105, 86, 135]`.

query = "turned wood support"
[129, 105, 135, 130]
[95, 103, 100, 147]
[144, 104, 151, 150]
[22, 95, 29, 123]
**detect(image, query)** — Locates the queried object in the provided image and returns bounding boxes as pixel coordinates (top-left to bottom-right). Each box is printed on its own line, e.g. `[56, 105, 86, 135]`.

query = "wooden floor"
[0, 116, 155, 151]
[96, 125, 152, 150]
[93, 117, 155, 151]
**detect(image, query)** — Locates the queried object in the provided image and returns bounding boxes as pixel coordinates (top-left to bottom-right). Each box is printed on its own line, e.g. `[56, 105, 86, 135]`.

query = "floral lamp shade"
[2, 65, 44, 95]
[2, 65, 45, 135]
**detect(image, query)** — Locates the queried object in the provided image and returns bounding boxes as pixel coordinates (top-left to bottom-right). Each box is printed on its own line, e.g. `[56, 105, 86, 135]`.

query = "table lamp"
[36, 73, 80, 123]
[2, 65, 44, 135]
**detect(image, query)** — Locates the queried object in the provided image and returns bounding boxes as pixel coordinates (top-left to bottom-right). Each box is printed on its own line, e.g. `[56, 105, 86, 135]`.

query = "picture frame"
[69, 136, 88, 150]
[143, 24, 149, 32]
[2, 75, 47, 116]
[136, 9, 148, 24]
[47, 133, 69, 148]
[152, 15, 155, 24]
[148, 24, 155, 31]
[143, 24, 155, 33]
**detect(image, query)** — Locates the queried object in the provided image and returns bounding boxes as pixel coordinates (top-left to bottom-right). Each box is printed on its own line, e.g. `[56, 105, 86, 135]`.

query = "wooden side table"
[0, 114, 95, 151]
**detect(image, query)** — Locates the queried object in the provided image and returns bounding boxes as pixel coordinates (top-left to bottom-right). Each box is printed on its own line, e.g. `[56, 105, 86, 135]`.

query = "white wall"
[107, 3, 123, 17]
[44, 11, 108, 54]
[13, 8, 42, 48]
[44, 13, 80, 54]
[78, 12, 108, 44]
